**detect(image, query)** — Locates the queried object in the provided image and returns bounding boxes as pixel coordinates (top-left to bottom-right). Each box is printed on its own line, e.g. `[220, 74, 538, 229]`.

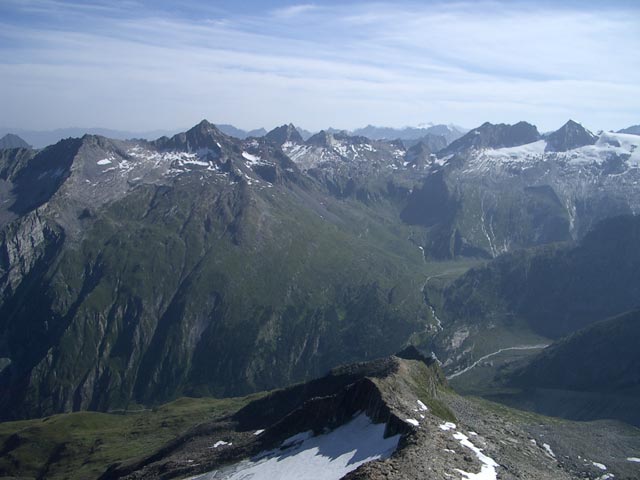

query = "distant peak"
[440, 121, 540, 155]
[154, 119, 228, 151]
[545, 120, 597, 152]
[266, 123, 304, 145]
[0, 133, 31, 150]
[306, 129, 334, 146]
[191, 119, 217, 132]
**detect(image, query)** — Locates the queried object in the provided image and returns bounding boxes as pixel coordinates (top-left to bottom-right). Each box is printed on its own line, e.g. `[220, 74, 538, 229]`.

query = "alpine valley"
[1, 119, 640, 480]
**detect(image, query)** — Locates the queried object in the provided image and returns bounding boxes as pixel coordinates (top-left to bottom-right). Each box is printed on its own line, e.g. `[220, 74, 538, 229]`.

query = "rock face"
[545, 120, 597, 152]
[0, 134, 30, 150]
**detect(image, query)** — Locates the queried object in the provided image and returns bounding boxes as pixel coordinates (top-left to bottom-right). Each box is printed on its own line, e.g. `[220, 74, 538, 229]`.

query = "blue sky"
[1, 0, 639, 133]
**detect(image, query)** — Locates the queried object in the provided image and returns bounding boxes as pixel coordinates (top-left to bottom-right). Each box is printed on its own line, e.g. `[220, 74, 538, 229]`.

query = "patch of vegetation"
[0, 394, 260, 480]
[406, 360, 457, 423]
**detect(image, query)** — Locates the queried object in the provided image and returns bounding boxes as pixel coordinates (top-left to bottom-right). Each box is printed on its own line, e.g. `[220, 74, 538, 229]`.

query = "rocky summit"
[545, 119, 598, 152]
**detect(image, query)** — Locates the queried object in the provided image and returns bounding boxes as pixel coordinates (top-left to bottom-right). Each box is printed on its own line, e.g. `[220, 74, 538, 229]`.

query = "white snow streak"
[542, 443, 555, 458]
[211, 440, 231, 448]
[453, 431, 499, 480]
[242, 151, 261, 163]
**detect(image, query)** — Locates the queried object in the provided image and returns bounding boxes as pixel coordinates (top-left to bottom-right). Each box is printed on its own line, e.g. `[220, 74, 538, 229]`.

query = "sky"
[1, 0, 639, 133]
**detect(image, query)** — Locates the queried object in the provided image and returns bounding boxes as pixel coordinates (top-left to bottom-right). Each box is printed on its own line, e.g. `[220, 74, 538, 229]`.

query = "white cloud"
[271, 4, 318, 19]
[0, 1, 638, 132]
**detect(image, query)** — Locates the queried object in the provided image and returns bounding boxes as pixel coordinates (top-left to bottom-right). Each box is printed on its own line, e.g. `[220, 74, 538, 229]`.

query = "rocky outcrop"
[0, 211, 63, 301]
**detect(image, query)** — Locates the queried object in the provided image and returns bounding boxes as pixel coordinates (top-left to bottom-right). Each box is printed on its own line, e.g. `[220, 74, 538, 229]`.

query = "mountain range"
[0, 123, 467, 150]
[0, 116, 640, 479]
[1, 118, 639, 421]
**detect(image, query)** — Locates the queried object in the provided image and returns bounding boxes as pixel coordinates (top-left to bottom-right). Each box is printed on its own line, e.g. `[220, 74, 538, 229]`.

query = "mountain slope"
[475, 310, 640, 427]
[0, 121, 433, 420]
[508, 309, 640, 393]
[428, 215, 640, 376]
[402, 124, 640, 258]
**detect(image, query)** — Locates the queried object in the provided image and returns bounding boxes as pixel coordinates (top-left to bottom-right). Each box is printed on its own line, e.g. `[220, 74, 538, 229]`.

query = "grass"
[404, 360, 458, 424]
[0, 394, 261, 480]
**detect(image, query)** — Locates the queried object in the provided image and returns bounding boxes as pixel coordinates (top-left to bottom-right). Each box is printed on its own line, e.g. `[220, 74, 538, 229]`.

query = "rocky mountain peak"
[265, 123, 304, 146]
[439, 121, 541, 155]
[545, 119, 597, 152]
[306, 130, 336, 147]
[404, 140, 436, 168]
[0, 133, 31, 150]
[186, 119, 226, 144]
[153, 119, 230, 152]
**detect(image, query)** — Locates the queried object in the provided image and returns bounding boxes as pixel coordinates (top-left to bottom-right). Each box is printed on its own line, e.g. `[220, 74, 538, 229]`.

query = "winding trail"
[447, 344, 549, 380]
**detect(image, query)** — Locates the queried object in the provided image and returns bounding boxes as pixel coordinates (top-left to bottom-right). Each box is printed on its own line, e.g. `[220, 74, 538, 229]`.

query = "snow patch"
[210, 440, 231, 448]
[542, 443, 555, 458]
[97, 158, 112, 165]
[439, 422, 457, 431]
[627, 457, 640, 463]
[592, 462, 607, 470]
[242, 151, 261, 163]
[405, 418, 419, 427]
[190, 413, 400, 480]
[254, 429, 265, 436]
[453, 431, 499, 480]
[417, 400, 428, 411]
